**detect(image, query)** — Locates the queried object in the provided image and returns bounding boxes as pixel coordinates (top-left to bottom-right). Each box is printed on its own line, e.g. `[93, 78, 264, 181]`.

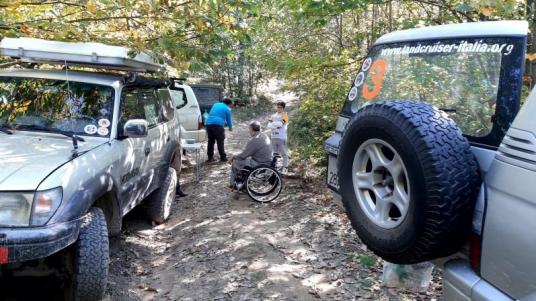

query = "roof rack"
[169, 77, 187, 86]
[0, 38, 165, 73]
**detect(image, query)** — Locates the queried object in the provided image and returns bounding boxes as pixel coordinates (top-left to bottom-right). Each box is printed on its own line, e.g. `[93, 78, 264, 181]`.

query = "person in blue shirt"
[205, 98, 233, 162]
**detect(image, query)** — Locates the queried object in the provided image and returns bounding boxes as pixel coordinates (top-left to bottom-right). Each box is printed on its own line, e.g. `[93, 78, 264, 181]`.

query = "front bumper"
[0, 218, 82, 264]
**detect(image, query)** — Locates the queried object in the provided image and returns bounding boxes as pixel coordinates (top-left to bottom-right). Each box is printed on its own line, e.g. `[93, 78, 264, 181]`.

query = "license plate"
[327, 155, 340, 190]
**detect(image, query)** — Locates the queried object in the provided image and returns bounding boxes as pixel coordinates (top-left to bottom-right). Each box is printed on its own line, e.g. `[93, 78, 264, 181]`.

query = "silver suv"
[326, 21, 536, 300]
[0, 39, 182, 300]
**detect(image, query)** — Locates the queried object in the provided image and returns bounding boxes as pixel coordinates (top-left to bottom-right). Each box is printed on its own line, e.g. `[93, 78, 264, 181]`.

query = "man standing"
[268, 101, 289, 172]
[205, 98, 233, 162]
[229, 121, 272, 188]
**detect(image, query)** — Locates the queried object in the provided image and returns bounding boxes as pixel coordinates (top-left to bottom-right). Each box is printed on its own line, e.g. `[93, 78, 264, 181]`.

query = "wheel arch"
[50, 173, 122, 226]
[165, 140, 182, 175]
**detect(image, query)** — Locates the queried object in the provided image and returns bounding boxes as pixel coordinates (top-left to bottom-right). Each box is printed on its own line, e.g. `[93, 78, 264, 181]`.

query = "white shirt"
[268, 112, 288, 140]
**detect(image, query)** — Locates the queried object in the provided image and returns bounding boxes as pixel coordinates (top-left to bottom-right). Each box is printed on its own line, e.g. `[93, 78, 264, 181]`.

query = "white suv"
[169, 80, 206, 143]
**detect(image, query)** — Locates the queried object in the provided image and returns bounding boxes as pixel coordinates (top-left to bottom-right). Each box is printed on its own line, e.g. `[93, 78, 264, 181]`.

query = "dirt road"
[105, 110, 442, 301]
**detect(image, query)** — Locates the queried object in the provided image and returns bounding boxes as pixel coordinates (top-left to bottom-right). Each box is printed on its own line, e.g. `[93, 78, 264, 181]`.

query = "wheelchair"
[233, 153, 284, 203]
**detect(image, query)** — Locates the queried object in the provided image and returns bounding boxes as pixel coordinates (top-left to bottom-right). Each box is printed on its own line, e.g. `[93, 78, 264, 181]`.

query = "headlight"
[0, 193, 33, 226]
[31, 187, 62, 226]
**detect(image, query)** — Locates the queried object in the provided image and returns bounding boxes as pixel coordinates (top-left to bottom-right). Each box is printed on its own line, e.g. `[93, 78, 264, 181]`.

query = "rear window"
[344, 37, 524, 143]
[191, 86, 221, 106]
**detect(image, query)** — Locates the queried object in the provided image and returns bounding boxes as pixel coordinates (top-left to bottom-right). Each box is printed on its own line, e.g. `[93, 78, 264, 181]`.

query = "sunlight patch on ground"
[229, 209, 253, 215]
[231, 238, 254, 251]
[249, 259, 270, 270]
[163, 218, 191, 231]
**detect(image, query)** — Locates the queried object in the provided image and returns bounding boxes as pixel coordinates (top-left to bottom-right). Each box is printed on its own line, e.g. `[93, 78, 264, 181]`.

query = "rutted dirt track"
[105, 111, 442, 301]
[0, 91, 442, 300]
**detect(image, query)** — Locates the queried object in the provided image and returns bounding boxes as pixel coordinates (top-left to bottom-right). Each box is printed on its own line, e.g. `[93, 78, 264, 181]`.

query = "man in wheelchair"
[229, 121, 273, 189]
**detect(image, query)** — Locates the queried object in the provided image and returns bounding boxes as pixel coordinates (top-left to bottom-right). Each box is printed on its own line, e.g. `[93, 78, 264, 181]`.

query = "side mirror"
[123, 119, 148, 138]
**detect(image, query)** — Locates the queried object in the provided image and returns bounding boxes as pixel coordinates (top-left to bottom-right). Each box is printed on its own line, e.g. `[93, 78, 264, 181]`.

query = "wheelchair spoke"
[245, 167, 283, 203]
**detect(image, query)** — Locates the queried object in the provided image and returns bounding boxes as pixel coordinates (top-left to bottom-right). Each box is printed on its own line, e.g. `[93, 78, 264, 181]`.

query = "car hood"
[0, 134, 105, 191]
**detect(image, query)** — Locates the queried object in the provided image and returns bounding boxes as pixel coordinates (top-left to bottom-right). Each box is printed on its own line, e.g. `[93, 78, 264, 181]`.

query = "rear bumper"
[443, 259, 512, 301]
[182, 129, 206, 143]
[0, 218, 81, 263]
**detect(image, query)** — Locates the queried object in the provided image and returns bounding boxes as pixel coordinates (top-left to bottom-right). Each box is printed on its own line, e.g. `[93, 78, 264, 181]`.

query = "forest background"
[0, 0, 533, 166]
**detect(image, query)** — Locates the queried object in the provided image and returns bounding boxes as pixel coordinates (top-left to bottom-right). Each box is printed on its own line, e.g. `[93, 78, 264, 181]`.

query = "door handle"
[144, 146, 151, 156]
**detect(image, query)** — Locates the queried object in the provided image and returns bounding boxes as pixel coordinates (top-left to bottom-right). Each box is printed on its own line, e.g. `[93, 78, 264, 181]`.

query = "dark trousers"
[206, 125, 227, 160]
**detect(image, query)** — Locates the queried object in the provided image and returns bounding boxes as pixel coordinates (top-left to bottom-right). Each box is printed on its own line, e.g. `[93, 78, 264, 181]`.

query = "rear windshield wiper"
[14, 124, 85, 142]
[0, 124, 13, 135]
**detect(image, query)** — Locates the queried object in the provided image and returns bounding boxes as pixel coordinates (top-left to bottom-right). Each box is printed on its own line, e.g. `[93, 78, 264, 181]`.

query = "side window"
[121, 89, 144, 121]
[169, 89, 187, 109]
[138, 89, 160, 127]
[158, 88, 175, 122]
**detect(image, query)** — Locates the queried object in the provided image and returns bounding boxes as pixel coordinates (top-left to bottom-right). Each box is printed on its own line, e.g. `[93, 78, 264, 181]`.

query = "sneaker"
[206, 158, 215, 163]
[220, 157, 228, 162]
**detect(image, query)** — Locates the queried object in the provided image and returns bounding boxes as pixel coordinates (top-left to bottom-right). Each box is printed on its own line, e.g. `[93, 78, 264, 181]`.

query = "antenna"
[64, 59, 79, 158]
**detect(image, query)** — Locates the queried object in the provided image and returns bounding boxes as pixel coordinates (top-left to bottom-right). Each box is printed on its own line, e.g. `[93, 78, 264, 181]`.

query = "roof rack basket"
[0, 37, 164, 73]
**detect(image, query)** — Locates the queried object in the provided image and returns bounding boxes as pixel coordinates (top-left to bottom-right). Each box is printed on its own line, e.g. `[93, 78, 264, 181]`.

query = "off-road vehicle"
[0, 38, 182, 300]
[326, 21, 536, 300]
[169, 79, 207, 142]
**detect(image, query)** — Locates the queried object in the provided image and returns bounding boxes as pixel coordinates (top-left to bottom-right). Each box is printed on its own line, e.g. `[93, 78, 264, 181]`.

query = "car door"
[116, 88, 152, 211]
[138, 88, 168, 194]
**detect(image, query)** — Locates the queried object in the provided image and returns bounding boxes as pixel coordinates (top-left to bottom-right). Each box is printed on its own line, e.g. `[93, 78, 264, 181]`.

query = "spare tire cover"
[337, 101, 481, 264]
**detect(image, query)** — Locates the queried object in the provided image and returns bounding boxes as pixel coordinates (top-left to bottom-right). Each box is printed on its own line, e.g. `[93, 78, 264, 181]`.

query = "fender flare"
[163, 139, 181, 175]
[50, 173, 121, 224]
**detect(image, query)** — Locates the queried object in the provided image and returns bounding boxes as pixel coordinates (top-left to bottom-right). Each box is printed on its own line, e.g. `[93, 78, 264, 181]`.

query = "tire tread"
[338, 101, 481, 263]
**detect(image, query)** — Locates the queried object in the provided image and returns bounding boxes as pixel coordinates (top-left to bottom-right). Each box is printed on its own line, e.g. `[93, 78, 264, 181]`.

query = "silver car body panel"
[443, 89, 536, 300]
[0, 132, 106, 191]
[374, 20, 528, 46]
[478, 88, 536, 299]
[444, 260, 512, 301]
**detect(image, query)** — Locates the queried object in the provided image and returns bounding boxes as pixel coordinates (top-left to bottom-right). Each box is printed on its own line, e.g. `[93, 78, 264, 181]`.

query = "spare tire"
[338, 101, 480, 264]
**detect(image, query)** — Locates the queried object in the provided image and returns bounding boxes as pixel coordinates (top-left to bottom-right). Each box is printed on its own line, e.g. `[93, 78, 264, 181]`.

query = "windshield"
[345, 37, 519, 138]
[0, 77, 114, 137]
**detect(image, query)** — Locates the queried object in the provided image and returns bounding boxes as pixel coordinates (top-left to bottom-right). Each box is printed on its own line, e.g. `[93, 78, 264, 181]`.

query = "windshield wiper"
[0, 124, 13, 135]
[14, 124, 85, 142]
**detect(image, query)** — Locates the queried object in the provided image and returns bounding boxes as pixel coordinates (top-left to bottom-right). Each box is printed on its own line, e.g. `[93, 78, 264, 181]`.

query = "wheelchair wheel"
[272, 155, 284, 173]
[246, 167, 283, 203]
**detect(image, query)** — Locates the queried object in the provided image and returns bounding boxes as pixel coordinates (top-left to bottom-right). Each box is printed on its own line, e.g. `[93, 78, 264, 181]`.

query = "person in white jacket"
[267, 101, 289, 172]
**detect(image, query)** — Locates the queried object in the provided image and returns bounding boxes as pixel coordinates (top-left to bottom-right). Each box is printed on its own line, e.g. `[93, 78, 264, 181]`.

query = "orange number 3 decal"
[362, 59, 388, 101]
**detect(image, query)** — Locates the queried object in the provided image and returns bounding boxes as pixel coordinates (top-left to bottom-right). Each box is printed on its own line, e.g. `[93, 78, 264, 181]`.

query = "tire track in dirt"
[106, 104, 443, 301]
